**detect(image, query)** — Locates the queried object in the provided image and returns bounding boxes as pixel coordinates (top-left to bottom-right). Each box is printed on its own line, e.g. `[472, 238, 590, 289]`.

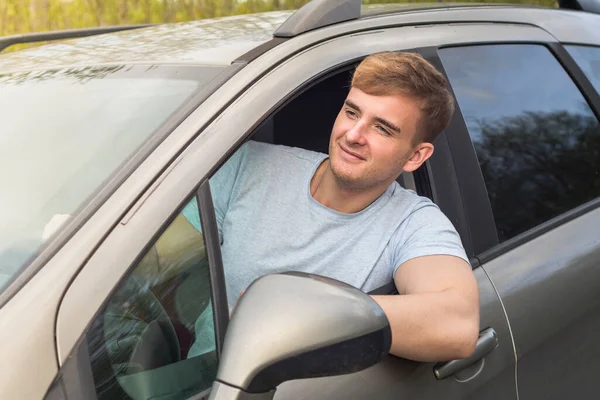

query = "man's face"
[328, 87, 423, 190]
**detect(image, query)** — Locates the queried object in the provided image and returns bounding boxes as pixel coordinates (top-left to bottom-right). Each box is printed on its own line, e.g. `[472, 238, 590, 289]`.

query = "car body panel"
[0, 254, 60, 400]
[483, 204, 600, 399]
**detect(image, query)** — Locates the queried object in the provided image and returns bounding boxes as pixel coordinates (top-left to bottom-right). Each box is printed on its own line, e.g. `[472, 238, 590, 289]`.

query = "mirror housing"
[208, 272, 391, 400]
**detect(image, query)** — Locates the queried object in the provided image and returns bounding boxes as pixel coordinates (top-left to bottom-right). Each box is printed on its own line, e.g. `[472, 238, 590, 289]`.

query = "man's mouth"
[339, 144, 366, 161]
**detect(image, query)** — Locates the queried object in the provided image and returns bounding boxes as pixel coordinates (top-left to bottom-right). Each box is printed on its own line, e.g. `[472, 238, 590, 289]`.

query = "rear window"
[0, 64, 223, 293]
[440, 44, 600, 243]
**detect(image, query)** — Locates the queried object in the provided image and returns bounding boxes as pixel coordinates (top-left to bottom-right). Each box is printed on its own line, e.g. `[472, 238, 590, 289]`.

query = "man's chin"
[330, 166, 366, 189]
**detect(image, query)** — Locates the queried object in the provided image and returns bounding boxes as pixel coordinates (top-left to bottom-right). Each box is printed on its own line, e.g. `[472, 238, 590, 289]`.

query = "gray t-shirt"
[183, 140, 468, 308]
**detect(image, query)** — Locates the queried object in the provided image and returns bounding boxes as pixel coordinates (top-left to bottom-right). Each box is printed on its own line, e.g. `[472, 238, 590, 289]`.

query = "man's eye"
[376, 126, 391, 136]
[345, 110, 357, 118]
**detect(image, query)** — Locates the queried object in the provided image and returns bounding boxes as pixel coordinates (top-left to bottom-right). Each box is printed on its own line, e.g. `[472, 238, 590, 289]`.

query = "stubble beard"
[329, 154, 411, 194]
[329, 159, 383, 193]
[327, 137, 412, 193]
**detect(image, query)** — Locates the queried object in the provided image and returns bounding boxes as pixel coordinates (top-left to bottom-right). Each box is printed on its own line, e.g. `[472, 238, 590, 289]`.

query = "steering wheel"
[103, 277, 181, 371]
[87, 276, 180, 400]
[88, 252, 213, 399]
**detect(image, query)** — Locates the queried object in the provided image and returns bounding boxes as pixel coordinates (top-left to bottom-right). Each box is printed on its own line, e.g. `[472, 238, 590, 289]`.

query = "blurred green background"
[1, 0, 557, 51]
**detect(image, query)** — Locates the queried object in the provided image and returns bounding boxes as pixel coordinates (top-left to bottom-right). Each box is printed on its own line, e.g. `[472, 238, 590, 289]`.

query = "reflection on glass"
[0, 64, 223, 295]
[87, 200, 217, 400]
[566, 45, 600, 94]
[441, 45, 600, 242]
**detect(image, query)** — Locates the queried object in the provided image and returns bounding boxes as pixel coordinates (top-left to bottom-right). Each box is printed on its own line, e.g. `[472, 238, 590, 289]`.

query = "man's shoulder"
[385, 182, 462, 244]
[386, 181, 435, 210]
[383, 182, 452, 229]
[244, 140, 327, 166]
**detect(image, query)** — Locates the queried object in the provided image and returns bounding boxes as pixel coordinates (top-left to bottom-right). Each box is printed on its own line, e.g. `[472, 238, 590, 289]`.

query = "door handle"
[433, 328, 499, 380]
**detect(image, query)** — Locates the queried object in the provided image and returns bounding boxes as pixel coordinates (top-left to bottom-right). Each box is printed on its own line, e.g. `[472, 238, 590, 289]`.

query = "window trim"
[418, 46, 499, 259]
[435, 41, 600, 264]
[421, 134, 477, 259]
[478, 197, 600, 264]
[549, 42, 600, 121]
[197, 182, 229, 356]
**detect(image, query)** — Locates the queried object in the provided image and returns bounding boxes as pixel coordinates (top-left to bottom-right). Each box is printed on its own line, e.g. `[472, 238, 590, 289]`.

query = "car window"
[566, 45, 600, 92]
[86, 196, 217, 400]
[440, 44, 600, 243]
[0, 64, 223, 295]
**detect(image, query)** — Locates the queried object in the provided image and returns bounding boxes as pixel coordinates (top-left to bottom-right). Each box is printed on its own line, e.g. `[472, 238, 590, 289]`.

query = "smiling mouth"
[339, 144, 366, 161]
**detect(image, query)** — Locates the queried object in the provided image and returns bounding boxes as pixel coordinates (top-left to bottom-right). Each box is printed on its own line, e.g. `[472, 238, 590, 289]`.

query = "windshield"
[0, 64, 224, 293]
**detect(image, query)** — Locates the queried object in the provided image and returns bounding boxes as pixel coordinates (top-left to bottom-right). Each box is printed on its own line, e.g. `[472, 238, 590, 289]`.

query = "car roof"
[0, 11, 293, 73]
[0, 2, 565, 74]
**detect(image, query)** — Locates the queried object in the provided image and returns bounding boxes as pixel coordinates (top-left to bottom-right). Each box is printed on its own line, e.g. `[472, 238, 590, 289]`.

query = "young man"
[182, 51, 479, 361]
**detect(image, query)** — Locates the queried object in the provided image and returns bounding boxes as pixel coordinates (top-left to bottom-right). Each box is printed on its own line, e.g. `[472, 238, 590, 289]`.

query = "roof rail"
[274, 0, 361, 38]
[0, 25, 153, 53]
[558, 0, 600, 14]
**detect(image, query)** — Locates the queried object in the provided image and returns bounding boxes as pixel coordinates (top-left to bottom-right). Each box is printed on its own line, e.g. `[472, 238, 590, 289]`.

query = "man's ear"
[402, 143, 434, 173]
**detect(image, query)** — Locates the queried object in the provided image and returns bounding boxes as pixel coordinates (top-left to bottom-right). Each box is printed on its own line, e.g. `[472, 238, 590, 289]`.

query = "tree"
[474, 109, 600, 241]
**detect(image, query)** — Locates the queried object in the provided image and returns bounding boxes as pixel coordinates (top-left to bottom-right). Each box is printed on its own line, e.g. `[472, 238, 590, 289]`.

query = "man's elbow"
[449, 282, 480, 360]
[449, 319, 479, 360]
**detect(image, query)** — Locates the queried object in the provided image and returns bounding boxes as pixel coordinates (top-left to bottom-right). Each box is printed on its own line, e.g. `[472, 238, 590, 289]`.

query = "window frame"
[196, 182, 229, 355]
[427, 40, 600, 265]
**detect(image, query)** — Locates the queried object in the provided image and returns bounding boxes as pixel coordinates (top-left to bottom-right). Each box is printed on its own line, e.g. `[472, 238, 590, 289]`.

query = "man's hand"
[372, 255, 479, 362]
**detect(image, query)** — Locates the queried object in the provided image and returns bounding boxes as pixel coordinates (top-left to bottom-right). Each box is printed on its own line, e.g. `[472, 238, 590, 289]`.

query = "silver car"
[1, 0, 600, 399]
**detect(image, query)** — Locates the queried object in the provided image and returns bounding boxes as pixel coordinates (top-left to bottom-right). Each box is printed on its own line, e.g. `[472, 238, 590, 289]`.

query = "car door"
[48, 22, 550, 400]
[434, 34, 600, 399]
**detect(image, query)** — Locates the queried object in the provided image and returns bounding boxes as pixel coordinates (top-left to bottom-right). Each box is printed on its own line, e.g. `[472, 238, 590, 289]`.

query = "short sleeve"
[182, 199, 202, 232]
[390, 203, 469, 275]
[182, 142, 249, 241]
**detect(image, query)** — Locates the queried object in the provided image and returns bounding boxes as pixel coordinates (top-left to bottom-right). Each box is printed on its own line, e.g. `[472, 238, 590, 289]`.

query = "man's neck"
[310, 160, 391, 214]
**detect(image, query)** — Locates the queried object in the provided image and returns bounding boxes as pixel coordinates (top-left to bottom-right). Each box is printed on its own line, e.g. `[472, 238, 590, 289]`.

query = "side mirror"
[208, 272, 391, 400]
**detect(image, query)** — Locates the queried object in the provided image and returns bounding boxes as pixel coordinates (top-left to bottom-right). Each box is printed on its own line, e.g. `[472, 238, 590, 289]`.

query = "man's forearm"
[371, 291, 479, 362]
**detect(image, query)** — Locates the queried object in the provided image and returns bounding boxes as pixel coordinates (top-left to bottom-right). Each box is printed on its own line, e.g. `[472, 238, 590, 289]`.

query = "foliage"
[2, 0, 557, 52]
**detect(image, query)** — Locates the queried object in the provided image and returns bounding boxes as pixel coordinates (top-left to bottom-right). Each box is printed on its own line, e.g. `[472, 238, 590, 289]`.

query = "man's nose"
[345, 120, 367, 144]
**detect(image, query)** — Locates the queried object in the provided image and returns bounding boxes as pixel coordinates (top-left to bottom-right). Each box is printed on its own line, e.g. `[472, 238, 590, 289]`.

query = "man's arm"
[371, 255, 479, 362]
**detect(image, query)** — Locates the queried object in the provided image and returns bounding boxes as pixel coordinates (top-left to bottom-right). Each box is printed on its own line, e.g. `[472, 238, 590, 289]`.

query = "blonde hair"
[351, 52, 455, 143]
